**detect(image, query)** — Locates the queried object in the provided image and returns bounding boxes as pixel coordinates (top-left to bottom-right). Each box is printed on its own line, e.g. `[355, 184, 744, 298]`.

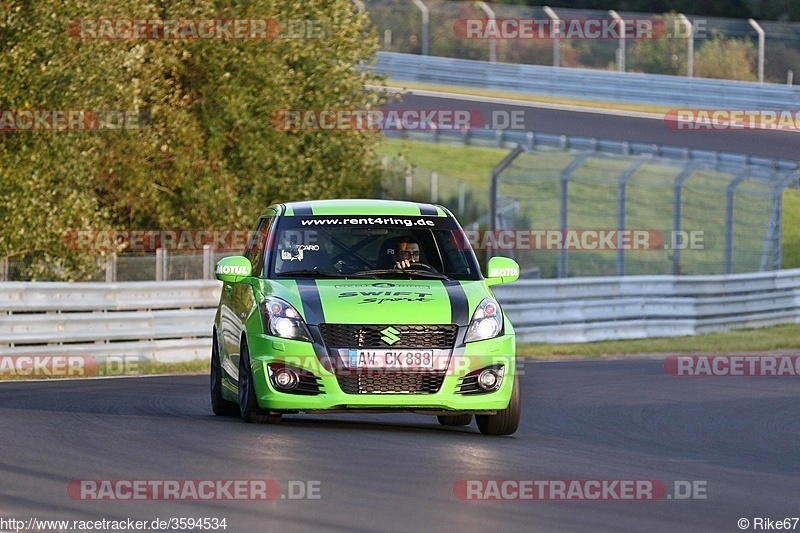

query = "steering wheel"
[401, 262, 438, 273]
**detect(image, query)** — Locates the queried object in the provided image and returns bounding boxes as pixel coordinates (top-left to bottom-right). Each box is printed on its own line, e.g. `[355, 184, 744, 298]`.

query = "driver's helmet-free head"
[376, 235, 423, 269]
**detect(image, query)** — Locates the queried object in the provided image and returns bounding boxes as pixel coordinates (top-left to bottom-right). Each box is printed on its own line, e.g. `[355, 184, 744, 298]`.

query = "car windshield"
[267, 215, 481, 280]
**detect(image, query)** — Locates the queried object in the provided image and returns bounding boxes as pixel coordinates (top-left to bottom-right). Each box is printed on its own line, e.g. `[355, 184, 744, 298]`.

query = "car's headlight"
[260, 297, 311, 342]
[465, 298, 503, 342]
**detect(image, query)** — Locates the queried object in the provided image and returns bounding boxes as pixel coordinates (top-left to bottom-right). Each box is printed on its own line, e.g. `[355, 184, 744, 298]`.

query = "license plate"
[348, 349, 434, 369]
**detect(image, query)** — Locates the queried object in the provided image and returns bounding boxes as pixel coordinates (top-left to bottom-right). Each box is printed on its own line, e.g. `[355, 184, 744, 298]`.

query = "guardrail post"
[617, 158, 648, 276]
[672, 162, 699, 275]
[748, 19, 765, 83]
[156, 248, 167, 281]
[557, 153, 591, 278]
[678, 14, 693, 78]
[477, 2, 497, 62]
[609, 10, 625, 73]
[430, 171, 438, 203]
[411, 0, 430, 56]
[544, 6, 560, 67]
[488, 145, 525, 259]
[405, 165, 413, 198]
[203, 244, 214, 280]
[458, 180, 466, 215]
[724, 169, 750, 274]
[105, 253, 117, 283]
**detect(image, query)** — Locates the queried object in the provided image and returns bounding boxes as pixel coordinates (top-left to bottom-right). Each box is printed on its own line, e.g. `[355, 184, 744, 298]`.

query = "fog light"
[477, 369, 500, 391]
[273, 368, 299, 391]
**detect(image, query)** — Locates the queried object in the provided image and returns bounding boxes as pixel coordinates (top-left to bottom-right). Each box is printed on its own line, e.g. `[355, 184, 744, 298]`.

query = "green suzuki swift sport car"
[210, 199, 522, 435]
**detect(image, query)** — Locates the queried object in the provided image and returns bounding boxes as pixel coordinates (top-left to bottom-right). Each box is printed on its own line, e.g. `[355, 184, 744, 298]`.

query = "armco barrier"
[0, 280, 221, 363]
[0, 271, 798, 366]
[492, 268, 800, 343]
[375, 52, 800, 109]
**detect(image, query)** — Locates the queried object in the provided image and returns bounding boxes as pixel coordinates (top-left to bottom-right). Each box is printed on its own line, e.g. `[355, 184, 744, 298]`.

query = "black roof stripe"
[417, 203, 439, 216]
[293, 202, 313, 216]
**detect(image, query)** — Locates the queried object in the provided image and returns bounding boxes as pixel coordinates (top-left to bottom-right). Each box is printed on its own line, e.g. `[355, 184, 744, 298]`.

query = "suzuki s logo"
[380, 326, 401, 346]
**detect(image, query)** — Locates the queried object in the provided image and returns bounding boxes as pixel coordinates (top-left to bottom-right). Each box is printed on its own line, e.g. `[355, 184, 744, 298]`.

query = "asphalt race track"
[391, 92, 800, 160]
[1, 360, 798, 532]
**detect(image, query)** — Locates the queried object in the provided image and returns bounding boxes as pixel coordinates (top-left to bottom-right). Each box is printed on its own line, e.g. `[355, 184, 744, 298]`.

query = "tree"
[0, 0, 385, 280]
[694, 31, 757, 81]
[629, 13, 689, 76]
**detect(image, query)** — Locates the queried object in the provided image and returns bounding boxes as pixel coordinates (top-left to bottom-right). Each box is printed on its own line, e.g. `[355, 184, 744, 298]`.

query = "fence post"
[0, 258, 7, 282]
[488, 145, 525, 259]
[609, 10, 625, 73]
[678, 14, 694, 78]
[616, 158, 648, 276]
[544, 7, 560, 67]
[458, 180, 466, 215]
[557, 153, 591, 278]
[411, 0, 430, 56]
[476, 2, 496, 62]
[672, 162, 699, 275]
[430, 172, 438, 203]
[724, 169, 750, 274]
[748, 19, 765, 83]
[405, 165, 413, 199]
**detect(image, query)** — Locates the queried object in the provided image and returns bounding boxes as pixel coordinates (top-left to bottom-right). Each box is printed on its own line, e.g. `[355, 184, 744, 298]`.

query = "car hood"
[260, 278, 491, 326]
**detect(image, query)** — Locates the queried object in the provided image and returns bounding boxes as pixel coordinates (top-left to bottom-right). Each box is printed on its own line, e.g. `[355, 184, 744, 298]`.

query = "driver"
[393, 236, 421, 270]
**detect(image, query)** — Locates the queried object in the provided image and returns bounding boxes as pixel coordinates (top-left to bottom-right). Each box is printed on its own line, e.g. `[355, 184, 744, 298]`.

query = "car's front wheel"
[238, 342, 282, 425]
[210, 334, 239, 417]
[476, 377, 520, 436]
[437, 414, 473, 427]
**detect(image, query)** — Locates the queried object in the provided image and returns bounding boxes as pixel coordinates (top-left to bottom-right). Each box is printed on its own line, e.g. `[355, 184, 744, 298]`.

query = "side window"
[244, 216, 273, 277]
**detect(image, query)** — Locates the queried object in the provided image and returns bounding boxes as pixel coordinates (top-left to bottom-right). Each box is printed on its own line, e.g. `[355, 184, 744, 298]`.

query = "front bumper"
[243, 332, 517, 413]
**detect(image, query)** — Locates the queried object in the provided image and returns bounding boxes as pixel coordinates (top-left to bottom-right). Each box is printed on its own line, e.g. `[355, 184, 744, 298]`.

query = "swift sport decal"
[337, 290, 434, 304]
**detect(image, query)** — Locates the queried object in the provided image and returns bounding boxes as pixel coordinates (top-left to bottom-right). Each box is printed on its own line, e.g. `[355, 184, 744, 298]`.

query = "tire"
[210, 334, 239, 417]
[238, 342, 282, 424]
[437, 414, 473, 427]
[476, 376, 520, 436]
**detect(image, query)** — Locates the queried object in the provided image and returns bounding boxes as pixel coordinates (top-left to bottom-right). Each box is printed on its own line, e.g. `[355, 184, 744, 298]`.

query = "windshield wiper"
[350, 269, 452, 281]
[276, 269, 343, 278]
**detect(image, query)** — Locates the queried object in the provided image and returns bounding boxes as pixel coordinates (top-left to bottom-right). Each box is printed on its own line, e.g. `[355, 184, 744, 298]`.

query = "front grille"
[319, 324, 458, 348]
[336, 373, 445, 394]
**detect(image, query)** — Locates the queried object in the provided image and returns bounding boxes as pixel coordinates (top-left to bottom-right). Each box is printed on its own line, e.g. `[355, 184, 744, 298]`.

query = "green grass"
[518, 323, 800, 359]
[378, 137, 507, 189]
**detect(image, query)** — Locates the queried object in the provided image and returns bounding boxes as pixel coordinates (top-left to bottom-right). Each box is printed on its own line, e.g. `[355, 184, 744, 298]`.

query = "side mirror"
[215, 256, 252, 283]
[485, 257, 520, 286]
